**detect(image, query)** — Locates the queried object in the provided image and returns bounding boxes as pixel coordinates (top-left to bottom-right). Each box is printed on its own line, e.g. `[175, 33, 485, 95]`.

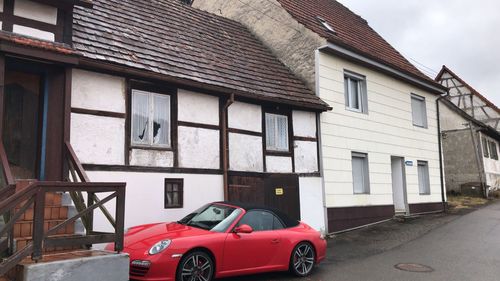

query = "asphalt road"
[225, 201, 500, 281]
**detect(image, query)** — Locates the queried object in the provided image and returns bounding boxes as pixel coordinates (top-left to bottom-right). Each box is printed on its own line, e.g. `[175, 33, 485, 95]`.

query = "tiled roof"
[72, 0, 329, 110]
[276, 0, 438, 85]
[0, 31, 76, 55]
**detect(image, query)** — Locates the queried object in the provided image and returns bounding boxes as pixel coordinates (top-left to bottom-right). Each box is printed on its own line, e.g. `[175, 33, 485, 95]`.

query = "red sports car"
[106, 202, 327, 281]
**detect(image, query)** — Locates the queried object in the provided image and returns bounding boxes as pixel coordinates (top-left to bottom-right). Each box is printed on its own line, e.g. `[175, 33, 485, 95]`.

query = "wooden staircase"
[0, 142, 126, 279]
[12, 181, 80, 253]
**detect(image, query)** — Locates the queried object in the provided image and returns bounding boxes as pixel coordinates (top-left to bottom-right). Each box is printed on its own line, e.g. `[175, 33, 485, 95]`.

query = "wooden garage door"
[228, 174, 300, 221]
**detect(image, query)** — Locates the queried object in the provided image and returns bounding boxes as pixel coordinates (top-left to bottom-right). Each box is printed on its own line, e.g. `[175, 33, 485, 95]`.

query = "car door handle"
[271, 239, 280, 244]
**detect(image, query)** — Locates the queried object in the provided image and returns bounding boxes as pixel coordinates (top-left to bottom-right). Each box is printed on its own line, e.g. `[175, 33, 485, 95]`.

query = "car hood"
[124, 222, 213, 250]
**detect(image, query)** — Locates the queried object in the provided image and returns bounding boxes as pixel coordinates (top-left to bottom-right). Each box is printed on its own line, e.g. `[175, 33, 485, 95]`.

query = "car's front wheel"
[176, 251, 214, 281]
[290, 242, 316, 277]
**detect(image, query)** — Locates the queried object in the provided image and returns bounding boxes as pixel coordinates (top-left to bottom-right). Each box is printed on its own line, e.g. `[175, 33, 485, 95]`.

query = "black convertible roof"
[216, 201, 300, 228]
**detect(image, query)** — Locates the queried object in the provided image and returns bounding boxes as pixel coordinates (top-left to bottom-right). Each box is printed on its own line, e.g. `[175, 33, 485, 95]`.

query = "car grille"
[130, 264, 150, 277]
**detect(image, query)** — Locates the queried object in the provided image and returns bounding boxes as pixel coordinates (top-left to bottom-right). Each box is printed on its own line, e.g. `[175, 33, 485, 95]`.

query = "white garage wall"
[87, 171, 224, 232]
[299, 177, 325, 232]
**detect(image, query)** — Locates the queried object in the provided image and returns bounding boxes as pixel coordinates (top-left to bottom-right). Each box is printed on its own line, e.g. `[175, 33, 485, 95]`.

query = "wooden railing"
[0, 181, 126, 276]
[0, 141, 126, 276]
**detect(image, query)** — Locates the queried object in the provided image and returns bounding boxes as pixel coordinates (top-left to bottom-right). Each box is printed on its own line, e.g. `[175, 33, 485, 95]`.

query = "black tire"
[289, 242, 316, 277]
[176, 251, 214, 281]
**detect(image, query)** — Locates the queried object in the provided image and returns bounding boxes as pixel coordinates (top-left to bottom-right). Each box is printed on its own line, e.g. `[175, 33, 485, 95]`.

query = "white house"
[193, 0, 448, 233]
[66, 0, 331, 232]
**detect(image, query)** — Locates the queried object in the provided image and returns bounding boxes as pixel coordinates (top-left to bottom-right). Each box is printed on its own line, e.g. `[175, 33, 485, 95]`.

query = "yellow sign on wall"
[275, 188, 284, 196]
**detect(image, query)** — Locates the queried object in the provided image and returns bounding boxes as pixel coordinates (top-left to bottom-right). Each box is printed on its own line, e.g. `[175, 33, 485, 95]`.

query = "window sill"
[130, 146, 173, 152]
[164, 206, 183, 209]
[265, 150, 292, 157]
[412, 124, 428, 129]
[345, 107, 364, 114]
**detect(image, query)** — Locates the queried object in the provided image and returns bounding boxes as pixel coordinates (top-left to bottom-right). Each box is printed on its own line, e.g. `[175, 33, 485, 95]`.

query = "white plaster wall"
[72, 69, 126, 113]
[439, 101, 469, 131]
[294, 141, 319, 173]
[229, 133, 263, 172]
[299, 177, 325, 232]
[228, 101, 262, 132]
[12, 25, 54, 41]
[86, 171, 223, 232]
[318, 52, 442, 208]
[293, 110, 317, 138]
[265, 156, 292, 173]
[178, 126, 220, 169]
[129, 149, 174, 167]
[70, 113, 125, 165]
[177, 89, 219, 125]
[14, 0, 57, 24]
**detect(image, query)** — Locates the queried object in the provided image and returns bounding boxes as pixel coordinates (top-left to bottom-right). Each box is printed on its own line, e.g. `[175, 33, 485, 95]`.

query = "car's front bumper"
[127, 249, 182, 281]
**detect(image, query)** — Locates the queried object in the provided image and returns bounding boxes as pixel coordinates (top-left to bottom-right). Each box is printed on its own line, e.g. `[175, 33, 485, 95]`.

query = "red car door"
[222, 210, 283, 273]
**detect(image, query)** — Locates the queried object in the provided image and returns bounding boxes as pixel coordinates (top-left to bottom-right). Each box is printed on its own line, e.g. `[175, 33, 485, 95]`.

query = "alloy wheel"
[292, 243, 315, 276]
[179, 252, 213, 281]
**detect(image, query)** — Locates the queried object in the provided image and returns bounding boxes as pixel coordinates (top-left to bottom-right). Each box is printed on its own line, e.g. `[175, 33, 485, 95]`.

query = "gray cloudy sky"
[337, 0, 499, 105]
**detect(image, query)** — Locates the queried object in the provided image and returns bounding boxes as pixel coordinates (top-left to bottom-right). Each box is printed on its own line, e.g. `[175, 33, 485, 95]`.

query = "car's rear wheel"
[289, 242, 315, 277]
[176, 251, 214, 281]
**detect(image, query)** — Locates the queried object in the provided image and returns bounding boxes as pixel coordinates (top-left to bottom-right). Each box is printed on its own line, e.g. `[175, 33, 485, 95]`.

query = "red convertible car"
[106, 202, 327, 281]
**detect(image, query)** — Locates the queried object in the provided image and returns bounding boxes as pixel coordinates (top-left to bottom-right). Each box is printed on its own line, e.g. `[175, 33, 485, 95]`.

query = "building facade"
[194, 0, 448, 233]
[437, 67, 500, 194]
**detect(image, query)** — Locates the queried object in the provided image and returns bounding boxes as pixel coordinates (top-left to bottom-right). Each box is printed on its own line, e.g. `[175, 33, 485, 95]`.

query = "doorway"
[391, 156, 408, 214]
[2, 70, 44, 180]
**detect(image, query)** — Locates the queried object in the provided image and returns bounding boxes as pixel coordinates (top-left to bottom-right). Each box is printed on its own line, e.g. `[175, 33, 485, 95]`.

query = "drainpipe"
[222, 94, 234, 201]
[436, 95, 447, 211]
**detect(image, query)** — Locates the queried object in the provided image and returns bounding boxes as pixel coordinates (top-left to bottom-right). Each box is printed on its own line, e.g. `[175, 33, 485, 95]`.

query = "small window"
[482, 136, 490, 158]
[417, 161, 430, 195]
[352, 152, 370, 194]
[237, 210, 283, 231]
[131, 89, 171, 148]
[489, 141, 498, 160]
[411, 94, 428, 128]
[344, 71, 367, 113]
[164, 179, 183, 209]
[265, 113, 289, 152]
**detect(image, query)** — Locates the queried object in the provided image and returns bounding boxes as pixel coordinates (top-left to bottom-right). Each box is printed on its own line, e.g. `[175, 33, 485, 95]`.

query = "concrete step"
[15, 250, 128, 281]
[13, 220, 75, 239]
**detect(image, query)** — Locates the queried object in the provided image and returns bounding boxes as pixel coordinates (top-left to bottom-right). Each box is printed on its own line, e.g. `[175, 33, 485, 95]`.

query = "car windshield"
[178, 204, 242, 232]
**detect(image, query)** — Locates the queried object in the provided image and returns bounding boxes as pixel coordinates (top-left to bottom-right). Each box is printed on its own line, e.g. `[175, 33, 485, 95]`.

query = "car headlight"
[149, 240, 172, 255]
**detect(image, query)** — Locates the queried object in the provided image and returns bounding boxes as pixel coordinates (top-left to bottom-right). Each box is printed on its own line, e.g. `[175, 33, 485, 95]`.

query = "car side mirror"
[234, 224, 253, 234]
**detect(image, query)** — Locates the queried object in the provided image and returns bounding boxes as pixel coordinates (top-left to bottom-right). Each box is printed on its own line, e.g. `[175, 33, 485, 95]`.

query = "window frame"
[131, 89, 171, 148]
[263, 107, 292, 155]
[127, 81, 177, 155]
[488, 140, 498, 160]
[411, 94, 428, 128]
[351, 152, 370, 194]
[164, 178, 184, 209]
[417, 160, 431, 195]
[482, 136, 490, 158]
[344, 70, 368, 114]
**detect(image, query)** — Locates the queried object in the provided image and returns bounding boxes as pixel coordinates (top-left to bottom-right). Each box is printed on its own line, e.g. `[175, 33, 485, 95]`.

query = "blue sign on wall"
[405, 160, 414, 166]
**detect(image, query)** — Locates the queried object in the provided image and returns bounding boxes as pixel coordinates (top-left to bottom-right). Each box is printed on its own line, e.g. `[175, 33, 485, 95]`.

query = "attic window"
[317, 16, 336, 34]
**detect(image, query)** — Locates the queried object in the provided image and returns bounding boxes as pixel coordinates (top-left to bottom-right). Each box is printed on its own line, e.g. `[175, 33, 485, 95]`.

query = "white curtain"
[131, 91, 149, 145]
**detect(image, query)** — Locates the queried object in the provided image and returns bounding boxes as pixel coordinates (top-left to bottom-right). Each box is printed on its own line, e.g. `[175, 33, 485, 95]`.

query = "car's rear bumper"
[316, 239, 327, 263]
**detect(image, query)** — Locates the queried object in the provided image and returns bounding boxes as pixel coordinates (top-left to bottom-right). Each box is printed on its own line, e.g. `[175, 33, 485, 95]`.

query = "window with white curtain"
[352, 152, 370, 194]
[344, 71, 367, 113]
[131, 89, 171, 148]
[411, 94, 428, 128]
[265, 113, 289, 152]
[417, 161, 430, 195]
